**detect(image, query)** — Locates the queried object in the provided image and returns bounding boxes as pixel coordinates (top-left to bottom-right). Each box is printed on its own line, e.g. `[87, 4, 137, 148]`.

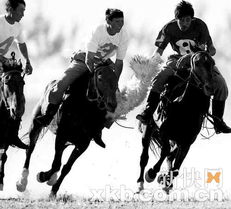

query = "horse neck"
[182, 80, 210, 113]
[1, 74, 25, 119]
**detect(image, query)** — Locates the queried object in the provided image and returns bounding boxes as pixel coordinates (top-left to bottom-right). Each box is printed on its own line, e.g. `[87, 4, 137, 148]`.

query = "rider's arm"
[155, 47, 164, 56]
[18, 42, 33, 74]
[114, 59, 123, 81]
[85, 51, 96, 73]
[151, 47, 164, 59]
[198, 20, 216, 56]
[18, 43, 30, 64]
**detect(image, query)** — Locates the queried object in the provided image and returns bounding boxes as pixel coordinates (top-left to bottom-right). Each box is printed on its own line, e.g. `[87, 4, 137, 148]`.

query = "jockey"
[136, 0, 231, 134]
[36, 8, 129, 148]
[0, 0, 33, 149]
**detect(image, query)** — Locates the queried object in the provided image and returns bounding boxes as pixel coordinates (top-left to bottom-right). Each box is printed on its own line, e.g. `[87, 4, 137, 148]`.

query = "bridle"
[86, 66, 111, 110]
[189, 51, 213, 91]
[1, 70, 24, 111]
[171, 51, 213, 103]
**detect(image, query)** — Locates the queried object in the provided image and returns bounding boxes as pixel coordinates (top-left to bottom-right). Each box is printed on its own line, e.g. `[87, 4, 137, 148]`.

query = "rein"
[174, 52, 211, 102]
[86, 68, 106, 110]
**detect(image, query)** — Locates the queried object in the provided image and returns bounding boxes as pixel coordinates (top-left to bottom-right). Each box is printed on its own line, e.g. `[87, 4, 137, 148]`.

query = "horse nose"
[107, 99, 117, 113]
[108, 102, 117, 113]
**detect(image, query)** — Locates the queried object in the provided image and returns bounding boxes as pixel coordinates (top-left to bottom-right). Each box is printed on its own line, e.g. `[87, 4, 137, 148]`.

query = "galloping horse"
[17, 62, 118, 197]
[137, 51, 215, 193]
[0, 52, 26, 190]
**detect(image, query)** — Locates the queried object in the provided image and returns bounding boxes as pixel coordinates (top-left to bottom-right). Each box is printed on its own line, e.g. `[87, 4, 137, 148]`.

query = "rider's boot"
[212, 100, 231, 134]
[35, 103, 60, 127]
[9, 119, 28, 149]
[93, 131, 105, 148]
[136, 91, 160, 125]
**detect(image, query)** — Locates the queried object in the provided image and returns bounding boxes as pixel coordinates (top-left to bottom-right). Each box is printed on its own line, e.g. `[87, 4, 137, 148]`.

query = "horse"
[0, 52, 26, 190]
[137, 51, 215, 193]
[16, 62, 118, 197]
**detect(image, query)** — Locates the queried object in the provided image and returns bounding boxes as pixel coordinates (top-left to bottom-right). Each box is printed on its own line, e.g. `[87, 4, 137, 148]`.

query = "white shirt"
[0, 15, 24, 56]
[87, 24, 129, 60]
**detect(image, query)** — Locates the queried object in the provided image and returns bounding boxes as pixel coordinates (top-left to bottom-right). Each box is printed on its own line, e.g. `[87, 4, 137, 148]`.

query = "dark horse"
[137, 51, 215, 193]
[16, 63, 118, 197]
[0, 52, 26, 190]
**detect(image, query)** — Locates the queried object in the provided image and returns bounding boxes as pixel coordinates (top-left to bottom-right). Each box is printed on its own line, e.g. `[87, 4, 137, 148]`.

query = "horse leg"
[171, 144, 191, 175]
[17, 106, 44, 192]
[158, 145, 191, 194]
[137, 124, 152, 192]
[37, 138, 66, 185]
[145, 133, 170, 183]
[0, 146, 8, 191]
[50, 141, 91, 198]
[166, 146, 179, 171]
[158, 147, 179, 194]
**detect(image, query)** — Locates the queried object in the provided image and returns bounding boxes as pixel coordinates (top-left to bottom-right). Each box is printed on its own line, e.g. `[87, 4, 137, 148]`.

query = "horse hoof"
[136, 181, 144, 193]
[0, 184, 3, 191]
[37, 172, 46, 183]
[16, 179, 27, 192]
[145, 169, 156, 183]
[49, 191, 57, 199]
[47, 172, 58, 186]
[162, 183, 173, 195]
[16, 168, 29, 192]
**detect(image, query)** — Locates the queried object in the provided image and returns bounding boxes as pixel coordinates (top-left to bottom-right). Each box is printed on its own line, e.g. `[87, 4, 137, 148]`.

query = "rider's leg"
[136, 57, 176, 124]
[212, 66, 231, 134]
[36, 60, 88, 127]
[136, 90, 160, 124]
[9, 119, 28, 149]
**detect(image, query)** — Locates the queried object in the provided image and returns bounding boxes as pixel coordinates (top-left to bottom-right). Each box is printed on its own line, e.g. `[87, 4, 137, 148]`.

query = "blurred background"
[0, 0, 230, 200]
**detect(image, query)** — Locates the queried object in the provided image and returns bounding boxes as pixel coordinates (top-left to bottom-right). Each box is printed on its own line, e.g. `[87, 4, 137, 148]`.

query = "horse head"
[1, 53, 25, 120]
[87, 63, 118, 113]
[189, 51, 215, 97]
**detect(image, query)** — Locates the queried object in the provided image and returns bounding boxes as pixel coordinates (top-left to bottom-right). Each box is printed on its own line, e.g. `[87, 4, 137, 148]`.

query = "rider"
[36, 8, 129, 148]
[136, 0, 231, 134]
[0, 0, 33, 149]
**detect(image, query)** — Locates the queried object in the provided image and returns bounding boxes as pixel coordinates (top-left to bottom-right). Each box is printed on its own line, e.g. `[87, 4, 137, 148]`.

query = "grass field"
[0, 197, 231, 209]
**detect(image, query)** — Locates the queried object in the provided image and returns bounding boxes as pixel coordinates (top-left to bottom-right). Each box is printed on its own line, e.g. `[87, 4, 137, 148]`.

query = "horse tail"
[28, 98, 49, 145]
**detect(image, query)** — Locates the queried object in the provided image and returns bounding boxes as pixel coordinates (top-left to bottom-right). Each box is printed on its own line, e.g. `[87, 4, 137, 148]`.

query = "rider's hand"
[197, 44, 206, 51]
[25, 61, 33, 75]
